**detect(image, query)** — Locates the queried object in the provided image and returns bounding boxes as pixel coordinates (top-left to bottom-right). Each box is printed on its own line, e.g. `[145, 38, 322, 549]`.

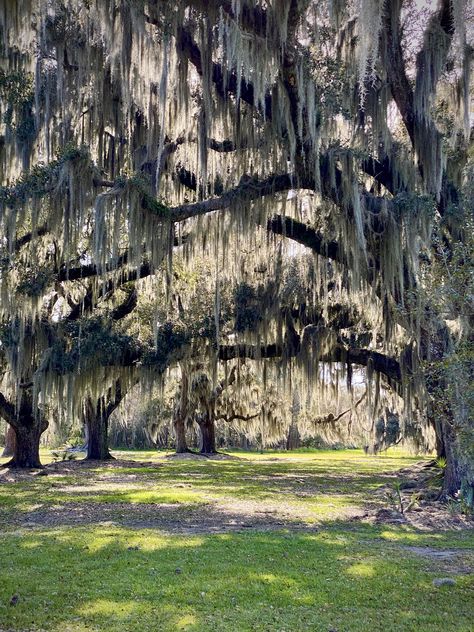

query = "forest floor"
[0, 449, 473, 631]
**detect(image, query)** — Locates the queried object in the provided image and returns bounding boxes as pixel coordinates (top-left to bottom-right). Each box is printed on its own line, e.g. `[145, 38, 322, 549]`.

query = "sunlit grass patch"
[345, 562, 376, 578]
[174, 613, 198, 630]
[78, 598, 138, 617]
[59, 487, 208, 505]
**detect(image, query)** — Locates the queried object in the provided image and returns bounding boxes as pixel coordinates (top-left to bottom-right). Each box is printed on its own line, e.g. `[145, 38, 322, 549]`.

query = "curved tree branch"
[169, 173, 294, 222]
[177, 26, 273, 118]
[218, 334, 403, 384]
[0, 393, 16, 427]
[313, 390, 367, 425]
[267, 215, 343, 264]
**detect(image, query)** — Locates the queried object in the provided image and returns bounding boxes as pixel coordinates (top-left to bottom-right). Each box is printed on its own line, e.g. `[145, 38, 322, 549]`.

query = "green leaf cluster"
[51, 317, 139, 374]
[0, 69, 35, 142]
[0, 144, 91, 207]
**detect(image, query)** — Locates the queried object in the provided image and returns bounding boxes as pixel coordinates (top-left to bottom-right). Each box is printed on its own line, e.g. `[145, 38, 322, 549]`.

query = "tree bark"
[2, 424, 16, 458]
[173, 368, 190, 453]
[197, 414, 217, 454]
[440, 420, 461, 497]
[173, 416, 189, 453]
[0, 393, 48, 469]
[8, 421, 46, 468]
[286, 421, 301, 450]
[426, 366, 462, 498]
[433, 415, 447, 459]
[84, 398, 113, 460]
[83, 381, 126, 460]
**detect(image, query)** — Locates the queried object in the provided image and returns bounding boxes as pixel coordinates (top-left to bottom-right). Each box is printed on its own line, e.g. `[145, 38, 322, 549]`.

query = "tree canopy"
[0, 0, 473, 503]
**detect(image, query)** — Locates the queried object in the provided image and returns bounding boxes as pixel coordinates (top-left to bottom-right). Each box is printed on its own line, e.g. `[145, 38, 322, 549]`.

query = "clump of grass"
[385, 481, 420, 514]
[51, 450, 79, 463]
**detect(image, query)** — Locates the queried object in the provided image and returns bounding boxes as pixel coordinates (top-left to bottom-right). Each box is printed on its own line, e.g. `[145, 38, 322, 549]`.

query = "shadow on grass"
[50, 457, 417, 500]
[0, 454, 436, 535]
[0, 489, 322, 532]
[0, 521, 472, 632]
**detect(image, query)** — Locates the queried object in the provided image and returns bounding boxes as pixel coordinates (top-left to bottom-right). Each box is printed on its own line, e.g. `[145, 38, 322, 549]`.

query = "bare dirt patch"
[360, 459, 474, 531]
[364, 503, 474, 530]
[4, 500, 323, 534]
[403, 546, 474, 575]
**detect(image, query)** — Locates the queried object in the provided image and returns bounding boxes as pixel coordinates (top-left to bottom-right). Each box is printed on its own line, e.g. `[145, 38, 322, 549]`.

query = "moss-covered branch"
[0, 145, 91, 207]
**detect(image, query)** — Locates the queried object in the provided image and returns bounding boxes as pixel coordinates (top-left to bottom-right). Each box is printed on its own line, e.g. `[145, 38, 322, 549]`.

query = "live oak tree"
[86, 234, 427, 456]
[0, 1, 473, 503]
[158, 246, 391, 454]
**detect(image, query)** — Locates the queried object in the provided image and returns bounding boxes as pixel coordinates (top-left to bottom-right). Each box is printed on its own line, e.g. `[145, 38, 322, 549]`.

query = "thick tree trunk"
[83, 381, 126, 460]
[173, 369, 190, 453]
[440, 420, 461, 498]
[173, 416, 189, 453]
[2, 424, 16, 458]
[84, 421, 90, 450]
[5, 418, 47, 468]
[85, 398, 113, 460]
[86, 415, 113, 460]
[286, 421, 301, 450]
[10, 423, 43, 468]
[435, 422, 446, 459]
[426, 376, 461, 498]
[86, 416, 113, 460]
[197, 414, 216, 454]
[1, 392, 48, 469]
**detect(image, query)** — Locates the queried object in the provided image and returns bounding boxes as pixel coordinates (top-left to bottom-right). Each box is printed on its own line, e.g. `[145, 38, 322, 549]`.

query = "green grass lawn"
[0, 449, 472, 631]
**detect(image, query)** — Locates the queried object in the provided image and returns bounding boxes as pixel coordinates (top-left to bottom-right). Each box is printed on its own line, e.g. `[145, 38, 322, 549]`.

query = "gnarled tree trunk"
[11, 420, 48, 468]
[192, 366, 237, 455]
[173, 416, 189, 453]
[196, 413, 216, 454]
[286, 421, 301, 450]
[0, 393, 48, 468]
[83, 381, 124, 460]
[426, 367, 462, 499]
[2, 423, 16, 458]
[440, 419, 461, 498]
[84, 397, 113, 460]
